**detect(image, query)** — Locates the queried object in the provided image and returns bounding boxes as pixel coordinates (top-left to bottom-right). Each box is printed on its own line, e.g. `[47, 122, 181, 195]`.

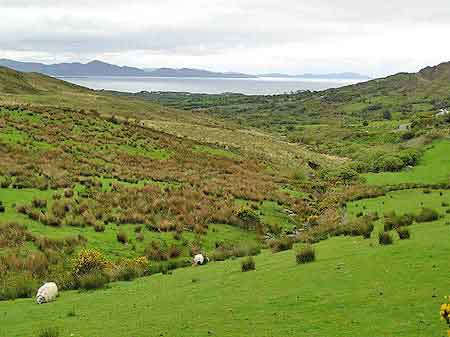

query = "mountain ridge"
[0, 58, 369, 79]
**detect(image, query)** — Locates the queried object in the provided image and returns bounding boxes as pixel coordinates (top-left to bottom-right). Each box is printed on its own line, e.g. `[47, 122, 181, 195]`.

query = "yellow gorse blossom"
[440, 296, 450, 336]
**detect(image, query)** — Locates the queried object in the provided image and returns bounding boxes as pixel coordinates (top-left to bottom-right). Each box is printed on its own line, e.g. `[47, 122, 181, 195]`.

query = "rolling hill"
[0, 64, 449, 337]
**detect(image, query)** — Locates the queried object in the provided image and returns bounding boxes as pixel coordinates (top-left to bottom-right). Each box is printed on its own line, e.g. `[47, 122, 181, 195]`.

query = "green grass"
[193, 145, 238, 159]
[347, 188, 450, 220]
[1, 217, 448, 337]
[363, 140, 450, 185]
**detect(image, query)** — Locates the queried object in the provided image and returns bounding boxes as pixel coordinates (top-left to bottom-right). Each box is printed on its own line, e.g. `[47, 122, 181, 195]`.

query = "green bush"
[296, 246, 316, 264]
[94, 223, 105, 232]
[378, 232, 393, 245]
[116, 231, 128, 244]
[241, 256, 256, 272]
[396, 227, 410, 240]
[415, 208, 439, 223]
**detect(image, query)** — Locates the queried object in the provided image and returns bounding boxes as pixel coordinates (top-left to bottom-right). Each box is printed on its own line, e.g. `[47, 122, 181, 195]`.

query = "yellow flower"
[447, 329, 450, 337]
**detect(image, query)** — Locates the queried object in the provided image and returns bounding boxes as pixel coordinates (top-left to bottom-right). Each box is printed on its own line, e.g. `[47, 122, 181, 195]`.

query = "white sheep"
[193, 254, 205, 266]
[36, 282, 58, 304]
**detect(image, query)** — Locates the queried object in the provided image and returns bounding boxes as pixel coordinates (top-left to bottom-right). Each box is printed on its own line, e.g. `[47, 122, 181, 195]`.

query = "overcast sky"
[1, 0, 450, 76]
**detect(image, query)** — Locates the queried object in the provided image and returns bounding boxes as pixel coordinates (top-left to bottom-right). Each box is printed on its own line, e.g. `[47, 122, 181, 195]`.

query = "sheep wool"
[193, 254, 205, 265]
[36, 282, 58, 304]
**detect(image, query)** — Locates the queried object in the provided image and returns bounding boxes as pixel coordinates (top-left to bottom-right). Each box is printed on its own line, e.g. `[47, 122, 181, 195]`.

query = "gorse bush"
[378, 232, 393, 245]
[241, 256, 255, 272]
[72, 249, 106, 276]
[296, 246, 315, 264]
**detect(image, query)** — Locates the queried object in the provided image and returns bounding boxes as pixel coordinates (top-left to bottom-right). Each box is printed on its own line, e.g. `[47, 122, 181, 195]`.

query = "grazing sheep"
[193, 254, 205, 266]
[36, 282, 58, 304]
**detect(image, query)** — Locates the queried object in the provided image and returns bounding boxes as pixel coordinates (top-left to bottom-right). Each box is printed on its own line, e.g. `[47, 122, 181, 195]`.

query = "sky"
[1, 0, 450, 77]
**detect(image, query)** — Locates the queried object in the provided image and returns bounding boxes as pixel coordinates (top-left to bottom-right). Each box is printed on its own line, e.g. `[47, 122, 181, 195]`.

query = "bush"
[38, 327, 60, 337]
[296, 246, 315, 264]
[64, 189, 74, 198]
[0, 273, 38, 300]
[78, 272, 109, 290]
[241, 256, 255, 272]
[116, 231, 128, 244]
[378, 232, 393, 245]
[94, 223, 105, 232]
[269, 236, 293, 253]
[145, 241, 169, 261]
[236, 208, 261, 230]
[32, 198, 47, 209]
[396, 227, 410, 240]
[384, 212, 414, 231]
[415, 208, 439, 223]
[72, 249, 106, 276]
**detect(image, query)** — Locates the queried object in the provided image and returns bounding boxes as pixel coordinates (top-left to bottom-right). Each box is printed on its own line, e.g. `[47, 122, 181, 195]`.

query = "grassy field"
[2, 215, 449, 337]
[0, 187, 258, 260]
[363, 140, 450, 186]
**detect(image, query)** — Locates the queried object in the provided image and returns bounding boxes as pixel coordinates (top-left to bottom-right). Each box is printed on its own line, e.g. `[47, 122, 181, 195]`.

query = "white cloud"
[0, 0, 449, 76]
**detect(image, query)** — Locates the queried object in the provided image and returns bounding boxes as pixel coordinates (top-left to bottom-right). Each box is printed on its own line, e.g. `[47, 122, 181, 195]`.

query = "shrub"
[145, 241, 169, 261]
[296, 246, 316, 264]
[415, 208, 439, 222]
[269, 236, 293, 253]
[64, 189, 74, 198]
[38, 327, 60, 337]
[0, 272, 38, 300]
[442, 202, 449, 207]
[94, 223, 105, 232]
[78, 272, 109, 290]
[168, 245, 181, 259]
[116, 231, 128, 244]
[396, 227, 410, 240]
[32, 198, 47, 208]
[241, 256, 255, 272]
[236, 208, 261, 230]
[378, 232, 393, 245]
[384, 212, 414, 231]
[72, 249, 106, 276]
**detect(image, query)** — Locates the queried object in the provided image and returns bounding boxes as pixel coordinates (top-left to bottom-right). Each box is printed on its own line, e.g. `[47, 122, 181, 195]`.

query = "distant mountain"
[259, 72, 370, 80]
[0, 59, 369, 79]
[143, 67, 256, 78]
[0, 59, 146, 77]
